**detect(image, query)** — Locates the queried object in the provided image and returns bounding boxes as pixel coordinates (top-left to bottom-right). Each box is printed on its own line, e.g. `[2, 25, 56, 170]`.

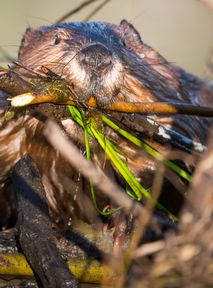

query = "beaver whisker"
[56, 51, 81, 80]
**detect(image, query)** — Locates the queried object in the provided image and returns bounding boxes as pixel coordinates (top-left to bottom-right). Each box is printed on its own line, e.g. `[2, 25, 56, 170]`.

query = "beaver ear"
[21, 27, 44, 47]
[119, 19, 143, 47]
[18, 27, 44, 58]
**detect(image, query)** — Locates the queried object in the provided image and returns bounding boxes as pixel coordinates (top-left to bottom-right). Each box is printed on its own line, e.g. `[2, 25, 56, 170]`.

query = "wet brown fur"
[0, 20, 213, 228]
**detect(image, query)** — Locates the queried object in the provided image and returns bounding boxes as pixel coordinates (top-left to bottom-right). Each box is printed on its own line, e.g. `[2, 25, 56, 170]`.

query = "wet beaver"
[0, 20, 213, 229]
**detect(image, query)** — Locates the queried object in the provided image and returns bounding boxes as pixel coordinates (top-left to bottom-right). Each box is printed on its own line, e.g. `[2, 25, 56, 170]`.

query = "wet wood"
[12, 155, 79, 288]
[0, 68, 34, 96]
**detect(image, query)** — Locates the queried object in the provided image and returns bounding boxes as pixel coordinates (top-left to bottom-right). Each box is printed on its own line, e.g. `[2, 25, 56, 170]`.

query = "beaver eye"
[54, 35, 61, 45]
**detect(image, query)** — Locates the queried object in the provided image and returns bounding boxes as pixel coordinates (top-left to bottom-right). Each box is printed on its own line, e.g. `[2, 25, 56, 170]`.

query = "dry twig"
[44, 120, 143, 215]
[84, 0, 111, 21]
[55, 0, 101, 23]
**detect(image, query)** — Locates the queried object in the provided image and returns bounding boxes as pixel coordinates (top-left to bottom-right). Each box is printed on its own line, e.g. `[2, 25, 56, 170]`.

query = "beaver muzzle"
[79, 43, 113, 73]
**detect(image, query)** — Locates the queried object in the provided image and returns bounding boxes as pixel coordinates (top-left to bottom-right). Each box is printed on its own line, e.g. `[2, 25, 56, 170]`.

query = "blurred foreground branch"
[44, 119, 143, 215]
[129, 128, 213, 287]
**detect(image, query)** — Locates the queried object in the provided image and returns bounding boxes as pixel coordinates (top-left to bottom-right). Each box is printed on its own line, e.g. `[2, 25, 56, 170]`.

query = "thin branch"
[9, 92, 206, 153]
[84, 0, 111, 22]
[10, 92, 213, 118]
[8, 92, 207, 153]
[133, 240, 165, 258]
[0, 252, 113, 283]
[55, 0, 101, 23]
[108, 101, 213, 117]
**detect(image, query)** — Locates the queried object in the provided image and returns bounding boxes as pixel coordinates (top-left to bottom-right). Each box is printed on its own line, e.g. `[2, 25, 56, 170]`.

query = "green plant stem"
[102, 116, 191, 182]
[68, 106, 178, 220]
[81, 109, 120, 216]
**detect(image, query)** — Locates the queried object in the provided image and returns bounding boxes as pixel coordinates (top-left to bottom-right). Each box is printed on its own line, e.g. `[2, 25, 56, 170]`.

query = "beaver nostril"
[79, 43, 113, 69]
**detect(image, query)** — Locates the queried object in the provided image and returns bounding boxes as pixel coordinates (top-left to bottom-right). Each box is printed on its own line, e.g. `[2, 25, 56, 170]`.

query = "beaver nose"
[79, 43, 112, 70]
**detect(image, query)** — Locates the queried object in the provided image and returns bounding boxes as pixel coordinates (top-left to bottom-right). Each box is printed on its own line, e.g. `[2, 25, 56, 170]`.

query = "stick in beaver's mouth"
[9, 91, 213, 117]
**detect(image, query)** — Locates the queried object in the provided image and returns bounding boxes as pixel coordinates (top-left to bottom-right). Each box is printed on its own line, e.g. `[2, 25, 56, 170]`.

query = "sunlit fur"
[18, 21, 213, 139]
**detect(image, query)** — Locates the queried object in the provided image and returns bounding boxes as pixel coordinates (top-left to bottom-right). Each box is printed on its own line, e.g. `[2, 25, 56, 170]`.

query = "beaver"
[0, 20, 213, 229]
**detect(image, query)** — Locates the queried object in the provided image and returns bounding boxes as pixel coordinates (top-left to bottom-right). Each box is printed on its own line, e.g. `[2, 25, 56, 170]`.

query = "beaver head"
[18, 21, 130, 107]
[18, 20, 184, 108]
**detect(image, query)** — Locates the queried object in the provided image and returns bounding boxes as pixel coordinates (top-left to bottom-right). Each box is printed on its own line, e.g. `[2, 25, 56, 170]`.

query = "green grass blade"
[76, 108, 121, 216]
[89, 125, 149, 201]
[68, 105, 177, 220]
[102, 116, 191, 182]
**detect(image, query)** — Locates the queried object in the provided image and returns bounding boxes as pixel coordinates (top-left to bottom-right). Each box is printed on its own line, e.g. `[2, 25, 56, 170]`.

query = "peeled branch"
[9, 92, 213, 117]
